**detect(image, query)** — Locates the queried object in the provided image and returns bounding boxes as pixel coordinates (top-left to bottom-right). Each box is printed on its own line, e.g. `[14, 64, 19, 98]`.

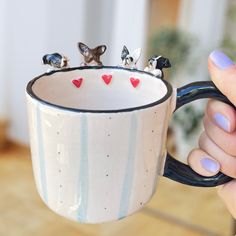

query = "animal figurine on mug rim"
[41, 43, 171, 80]
[144, 55, 171, 78]
[42, 53, 69, 72]
[120, 45, 141, 69]
[78, 42, 107, 66]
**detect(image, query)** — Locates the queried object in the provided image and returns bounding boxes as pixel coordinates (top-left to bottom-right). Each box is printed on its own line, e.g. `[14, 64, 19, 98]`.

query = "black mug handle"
[163, 81, 233, 187]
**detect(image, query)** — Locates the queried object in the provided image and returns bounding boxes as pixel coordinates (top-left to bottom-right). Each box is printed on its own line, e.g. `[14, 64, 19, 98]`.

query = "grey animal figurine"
[78, 42, 107, 66]
[42, 53, 69, 72]
[144, 55, 171, 78]
[120, 45, 141, 69]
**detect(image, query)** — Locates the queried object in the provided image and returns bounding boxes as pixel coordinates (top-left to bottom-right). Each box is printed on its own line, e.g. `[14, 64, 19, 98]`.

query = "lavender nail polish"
[210, 50, 235, 69]
[200, 158, 220, 173]
[214, 113, 230, 132]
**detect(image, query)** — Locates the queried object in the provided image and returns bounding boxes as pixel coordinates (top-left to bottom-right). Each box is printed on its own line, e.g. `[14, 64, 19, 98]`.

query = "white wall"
[0, 0, 7, 118]
[1, 0, 86, 143]
[0, 0, 149, 144]
[109, 0, 149, 67]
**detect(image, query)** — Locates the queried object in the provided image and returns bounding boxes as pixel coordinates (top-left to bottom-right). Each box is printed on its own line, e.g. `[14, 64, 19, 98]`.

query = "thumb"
[209, 50, 236, 105]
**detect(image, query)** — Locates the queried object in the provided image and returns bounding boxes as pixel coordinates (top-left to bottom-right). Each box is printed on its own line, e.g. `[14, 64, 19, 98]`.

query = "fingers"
[218, 180, 236, 219]
[188, 130, 236, 178]
[206, 99, 236, 133]
[190, 51, 236, 219]
[188, 98, 236, 177]
[199, 132, 236, 178]
[208, 51, 236, 105]
[203, 114, 236, 156]
[188, 148, 220, 177]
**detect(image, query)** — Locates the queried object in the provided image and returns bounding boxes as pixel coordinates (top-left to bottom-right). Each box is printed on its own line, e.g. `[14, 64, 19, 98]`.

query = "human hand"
[187, 50, 236, 218]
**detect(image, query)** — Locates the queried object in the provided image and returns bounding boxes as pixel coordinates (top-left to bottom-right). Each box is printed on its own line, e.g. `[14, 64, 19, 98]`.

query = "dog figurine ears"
[144, 55, 171, 79]
[78, 42, 107, 66]
[120, 45, 141, 69]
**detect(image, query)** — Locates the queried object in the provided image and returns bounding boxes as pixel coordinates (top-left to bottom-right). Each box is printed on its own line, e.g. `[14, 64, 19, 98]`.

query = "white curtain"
[178, 0, 228, 85]
[0, 0, 149, 144]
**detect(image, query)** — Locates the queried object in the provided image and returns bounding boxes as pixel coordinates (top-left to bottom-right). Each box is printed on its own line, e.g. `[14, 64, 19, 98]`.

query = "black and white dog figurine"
[42, 53, 69, 72]
[120, 45, 141, 69]
[144, 56, 171, 78]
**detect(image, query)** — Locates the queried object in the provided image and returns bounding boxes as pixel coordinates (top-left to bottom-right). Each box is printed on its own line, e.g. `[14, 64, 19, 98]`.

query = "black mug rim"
[26, 66, 173, 113]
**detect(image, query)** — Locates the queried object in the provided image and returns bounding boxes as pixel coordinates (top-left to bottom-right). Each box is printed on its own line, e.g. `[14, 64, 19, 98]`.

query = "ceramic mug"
[26, 66, 233, 223]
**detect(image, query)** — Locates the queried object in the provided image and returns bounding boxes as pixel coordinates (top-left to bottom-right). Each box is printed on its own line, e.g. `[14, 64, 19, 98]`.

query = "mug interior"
[28, 67, 169, 111]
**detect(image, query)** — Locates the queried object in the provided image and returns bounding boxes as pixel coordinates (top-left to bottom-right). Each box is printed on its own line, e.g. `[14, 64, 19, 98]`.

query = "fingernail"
[210, 50, 235, 69]
[200, 158, 220, 173]
[213, 113, 230, 132]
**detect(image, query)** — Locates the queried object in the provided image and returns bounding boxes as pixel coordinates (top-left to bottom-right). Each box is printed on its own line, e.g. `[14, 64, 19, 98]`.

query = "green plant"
[150, 27, 202, 140]
[173, 105, 204, 139]
[149, 28, 195, 78]
[227, 4, 236, 21]
[221, 38, 236, 62]
[221, 4, 236, 61]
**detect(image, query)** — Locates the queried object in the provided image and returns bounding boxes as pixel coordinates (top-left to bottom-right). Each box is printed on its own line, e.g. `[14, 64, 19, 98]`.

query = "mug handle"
[163, 81, 233, 187]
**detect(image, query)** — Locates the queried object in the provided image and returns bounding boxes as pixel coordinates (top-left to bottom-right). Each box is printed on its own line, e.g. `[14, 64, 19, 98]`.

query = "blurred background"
[0, 0, 236, 235]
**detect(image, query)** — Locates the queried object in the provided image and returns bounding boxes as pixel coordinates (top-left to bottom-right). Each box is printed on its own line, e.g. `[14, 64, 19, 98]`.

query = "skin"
[188, 56, 236, 218]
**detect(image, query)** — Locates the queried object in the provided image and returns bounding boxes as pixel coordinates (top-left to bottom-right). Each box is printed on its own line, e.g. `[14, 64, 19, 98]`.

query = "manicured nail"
[214, 113, 230, 132]
[210, 50, 235, 69]
[200, 158, 220, 173]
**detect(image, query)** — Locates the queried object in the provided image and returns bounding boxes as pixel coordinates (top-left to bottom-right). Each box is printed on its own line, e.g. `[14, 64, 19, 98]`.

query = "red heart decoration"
[102, 74, 112, 85]
[72, 78, 83, 88]
[130, 77, 140, 88]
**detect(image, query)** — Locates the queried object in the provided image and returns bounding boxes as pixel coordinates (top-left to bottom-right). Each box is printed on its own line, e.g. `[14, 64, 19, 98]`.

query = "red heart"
[130, 77, 140, 88]
[102, 74, 112, 85]
[72, 78, 83, 88]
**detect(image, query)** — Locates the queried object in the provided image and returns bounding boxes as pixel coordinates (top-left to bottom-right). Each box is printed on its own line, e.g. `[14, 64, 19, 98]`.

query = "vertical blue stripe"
[118, 113, 137, 219]
[151, 107, 169, 195]
[36, 103, 48, 202]
[77, 114, 89, 221]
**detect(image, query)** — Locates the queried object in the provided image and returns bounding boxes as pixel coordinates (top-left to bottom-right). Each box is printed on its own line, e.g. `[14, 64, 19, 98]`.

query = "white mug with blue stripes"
[26, 66, 232, 223]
